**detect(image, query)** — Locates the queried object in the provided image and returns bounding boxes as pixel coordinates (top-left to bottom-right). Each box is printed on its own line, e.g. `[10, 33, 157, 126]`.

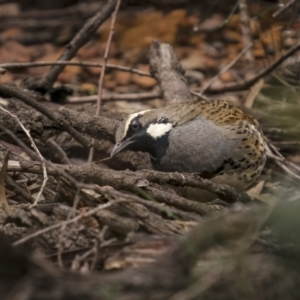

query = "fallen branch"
[0, 106, 118, 143]
[147, 186, 225, 216]
[0, 106, 47, 207]
[3, 160, 251, 204]
[0, 84, 90, 148]
[149, 41, 193, 105]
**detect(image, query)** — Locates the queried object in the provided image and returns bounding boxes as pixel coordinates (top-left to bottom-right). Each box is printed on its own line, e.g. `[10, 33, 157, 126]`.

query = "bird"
[111, 99, 266, 193]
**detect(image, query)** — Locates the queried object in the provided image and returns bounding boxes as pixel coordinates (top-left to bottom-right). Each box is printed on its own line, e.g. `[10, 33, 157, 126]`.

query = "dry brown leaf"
[246, 180, 265, 199]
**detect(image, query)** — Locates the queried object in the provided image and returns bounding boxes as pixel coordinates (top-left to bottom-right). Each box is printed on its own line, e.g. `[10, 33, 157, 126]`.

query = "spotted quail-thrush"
[111, 99, 266, 192]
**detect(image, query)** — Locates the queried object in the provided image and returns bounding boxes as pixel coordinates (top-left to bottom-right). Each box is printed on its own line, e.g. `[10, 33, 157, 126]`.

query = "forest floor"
[1, 1, 300, 299]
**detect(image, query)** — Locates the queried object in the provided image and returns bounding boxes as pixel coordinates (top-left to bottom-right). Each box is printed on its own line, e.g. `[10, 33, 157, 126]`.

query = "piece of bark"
[149, 40, 193, 105]
[0, 84, 90, 148]
[0, 107, 118, 143]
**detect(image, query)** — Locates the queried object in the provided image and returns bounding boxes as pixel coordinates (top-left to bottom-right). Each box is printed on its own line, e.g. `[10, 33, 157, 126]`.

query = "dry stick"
[244, 78, 264, 108]
[239, 0, 254, 63]
[57, 187, 82, 268]
[13, 200, 127, 246]
[67, 91, 161, 103]
[273, 149, 300, 174]
[93, 185, 199, 221]
[45, 138, 72, 165]
[0, 123, 178, 219]
[39, 0, 120, 90]
[265, 140, 300, 182]
[3, 161, 251, 204]
[273, 0, 297, 18]
[0, 106, 48, 207]
[0, 61, 151, 77]
[12, 185, 188, 246]
[1, 119, 184, 222]
[0, 124, 84, 196]
[72, 243, 99, 272]
[86, 243, 99, 273]
[0, 121, 116, 212]
[0, 121, 187, 225]
[276, 160, 300, 181]
[203, 41, 300, 95]
[5, 174, 35, 204]
[0, 1, 105, 22]
[0, 84, 90, 148]
[58, 108, 118, 142]
[149, 41, 192, 105]
[88, 0, 121, 163]
[200, 26, 282, 94]
[0, 102, 118, 142]
[147, 186, 225, 216]
[0, 125, 41, 162]
[0, 18, 82, 30]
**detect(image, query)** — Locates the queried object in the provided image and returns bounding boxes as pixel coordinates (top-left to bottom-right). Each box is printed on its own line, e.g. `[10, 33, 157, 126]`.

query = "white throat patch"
[146, 123, 173, 139]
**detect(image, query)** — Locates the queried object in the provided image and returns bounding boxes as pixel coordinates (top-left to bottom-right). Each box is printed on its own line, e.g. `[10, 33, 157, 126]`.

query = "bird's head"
[111, 109, 173, 158]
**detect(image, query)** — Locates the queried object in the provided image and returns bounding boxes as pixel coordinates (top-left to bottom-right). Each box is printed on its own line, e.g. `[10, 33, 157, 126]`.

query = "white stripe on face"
[121, 109, 151, 140]
[146, 123, 173, 139]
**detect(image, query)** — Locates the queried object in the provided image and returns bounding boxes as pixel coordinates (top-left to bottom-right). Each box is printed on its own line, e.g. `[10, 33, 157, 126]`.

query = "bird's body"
[111, 99, 266, 192]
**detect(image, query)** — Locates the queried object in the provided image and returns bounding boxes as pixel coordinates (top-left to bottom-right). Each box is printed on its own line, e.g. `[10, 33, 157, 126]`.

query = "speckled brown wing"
[147, 100, 266, 191]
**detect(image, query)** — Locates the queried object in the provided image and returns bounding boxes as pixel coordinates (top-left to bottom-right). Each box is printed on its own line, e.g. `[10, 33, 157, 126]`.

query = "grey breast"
[152, 117, 235, 174]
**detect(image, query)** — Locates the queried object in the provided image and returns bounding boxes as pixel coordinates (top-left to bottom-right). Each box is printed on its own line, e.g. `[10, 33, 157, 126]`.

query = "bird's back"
[149, 99, 266, 191]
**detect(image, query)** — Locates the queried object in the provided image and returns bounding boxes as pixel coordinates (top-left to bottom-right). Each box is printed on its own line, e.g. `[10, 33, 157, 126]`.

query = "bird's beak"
[111, 138, 134, 157]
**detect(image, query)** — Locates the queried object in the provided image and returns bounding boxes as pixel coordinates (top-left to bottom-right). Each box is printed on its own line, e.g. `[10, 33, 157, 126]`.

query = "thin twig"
[0, 61, 151, 77]
[0, 106, 48, 206]
[265, 140, 300, 182]
[267, 140, 300, 176]
[6, 174, 35, 204]
[147, 186, 224, 216]
[201, 40, 300, 95]
[0, 124, 83, 193]
[57, 187, 81, 268]
[67, 91, 161, 103]
[218, 0, 242, 28]
[13, 200, 126, 246]
[39, 0, 121, 90]
[244, 78, 264, 108]
[88, 0, 121, 163]
[200, 26, 282, 94]
[45, 138, 72, 165]
[273, 0, 297, 18]
[239, 0, 254, 63]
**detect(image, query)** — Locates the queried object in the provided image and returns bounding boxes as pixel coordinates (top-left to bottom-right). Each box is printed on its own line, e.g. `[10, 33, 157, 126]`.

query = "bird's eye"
[130, 120, 140, 131]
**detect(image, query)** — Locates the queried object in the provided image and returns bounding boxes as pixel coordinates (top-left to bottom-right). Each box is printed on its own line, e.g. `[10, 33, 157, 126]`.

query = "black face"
[111, 116, 170, 163]
[124, 117, 157, 153]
